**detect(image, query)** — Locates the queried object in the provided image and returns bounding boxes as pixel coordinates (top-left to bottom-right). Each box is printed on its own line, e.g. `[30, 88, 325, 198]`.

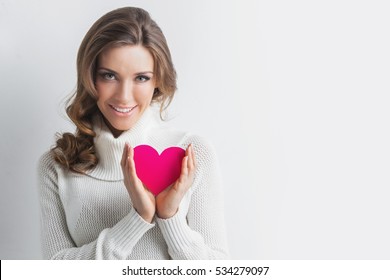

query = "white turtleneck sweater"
[37, 107, 229, 260]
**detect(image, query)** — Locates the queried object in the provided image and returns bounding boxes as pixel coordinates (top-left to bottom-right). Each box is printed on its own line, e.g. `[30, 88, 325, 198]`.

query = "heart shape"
[133, 145, 186, 196]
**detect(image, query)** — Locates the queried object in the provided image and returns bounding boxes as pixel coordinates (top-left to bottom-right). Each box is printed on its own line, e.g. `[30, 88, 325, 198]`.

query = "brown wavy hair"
[51, 7, 177, 174]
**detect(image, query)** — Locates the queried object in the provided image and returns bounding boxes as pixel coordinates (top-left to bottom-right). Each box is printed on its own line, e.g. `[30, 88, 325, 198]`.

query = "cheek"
[95, 82, 104, 99]
[95, 82, 114, 101]
[133, 86, 155, 104]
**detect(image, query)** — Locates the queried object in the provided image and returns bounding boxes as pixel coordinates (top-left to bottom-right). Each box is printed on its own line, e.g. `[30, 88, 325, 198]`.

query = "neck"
[101, 117, 123, 138]
[87, 106, 158, 180]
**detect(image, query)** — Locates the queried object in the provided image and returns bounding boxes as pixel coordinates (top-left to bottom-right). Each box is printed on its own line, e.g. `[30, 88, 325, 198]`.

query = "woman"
[37, 7, 229, 260]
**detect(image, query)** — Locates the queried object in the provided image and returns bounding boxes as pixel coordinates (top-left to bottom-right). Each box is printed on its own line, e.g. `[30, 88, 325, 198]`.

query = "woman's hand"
[121, 143, 155, 223]
[156, 144, 196, 219]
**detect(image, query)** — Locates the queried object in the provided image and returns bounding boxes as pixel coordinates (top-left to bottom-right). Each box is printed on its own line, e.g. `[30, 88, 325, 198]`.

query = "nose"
[115, 79, 134, 105]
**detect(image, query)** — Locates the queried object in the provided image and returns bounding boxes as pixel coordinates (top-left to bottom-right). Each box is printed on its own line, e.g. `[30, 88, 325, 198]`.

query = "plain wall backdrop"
[1, 0, 390, 259]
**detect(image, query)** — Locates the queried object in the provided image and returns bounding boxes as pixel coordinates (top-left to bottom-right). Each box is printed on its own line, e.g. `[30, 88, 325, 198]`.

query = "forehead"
[97, 45, 154, 72]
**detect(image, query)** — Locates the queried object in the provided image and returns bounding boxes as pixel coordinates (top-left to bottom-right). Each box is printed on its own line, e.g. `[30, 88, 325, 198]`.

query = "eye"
[135, 75, 151, 83]
[104, 73, 116, 80]
[99, 72, 116, 80]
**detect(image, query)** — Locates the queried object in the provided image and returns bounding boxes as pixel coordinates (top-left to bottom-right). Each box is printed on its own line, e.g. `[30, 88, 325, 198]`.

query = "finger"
[121, 143, 128, 167]
[127, 145, 136, 176]
[181, 155, 189, 177]
[186, 145, 196, 185]
[174, 156, 191, 193]
[125, 145, 130, 170]
[187, 144, 194, 170]
[191, 144, 196, 168]
[124, 146, 139, 195]
[124, 145, 132, 180]
[128, 145, 142, 187]
[122, 145, 130, 183]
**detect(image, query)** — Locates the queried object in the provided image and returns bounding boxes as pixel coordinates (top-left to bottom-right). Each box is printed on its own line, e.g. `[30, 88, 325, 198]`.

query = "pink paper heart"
[133, 145, 186, 196]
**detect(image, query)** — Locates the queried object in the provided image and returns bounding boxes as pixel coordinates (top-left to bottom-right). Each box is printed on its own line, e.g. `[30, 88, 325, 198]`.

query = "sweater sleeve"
[155, 136, 230, 259]
[37, 152, 154, 260]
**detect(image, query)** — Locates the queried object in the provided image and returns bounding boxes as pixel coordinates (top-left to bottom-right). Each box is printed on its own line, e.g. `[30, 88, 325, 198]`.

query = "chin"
[100, 104, 148, 133]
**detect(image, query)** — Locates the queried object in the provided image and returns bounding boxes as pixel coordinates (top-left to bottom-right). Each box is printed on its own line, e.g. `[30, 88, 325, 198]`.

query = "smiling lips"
[109, 104, 137, 114]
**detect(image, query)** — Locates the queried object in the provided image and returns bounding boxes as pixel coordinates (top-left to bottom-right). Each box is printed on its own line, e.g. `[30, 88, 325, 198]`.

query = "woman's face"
[95, 45, 156, 137]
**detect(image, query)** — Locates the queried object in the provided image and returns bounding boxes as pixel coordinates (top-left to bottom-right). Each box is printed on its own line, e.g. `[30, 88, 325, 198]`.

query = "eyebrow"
[97, 67, 154, 76]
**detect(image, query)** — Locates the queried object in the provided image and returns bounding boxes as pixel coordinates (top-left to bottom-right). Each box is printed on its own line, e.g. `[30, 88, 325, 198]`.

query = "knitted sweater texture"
[37, 107, 229, 259]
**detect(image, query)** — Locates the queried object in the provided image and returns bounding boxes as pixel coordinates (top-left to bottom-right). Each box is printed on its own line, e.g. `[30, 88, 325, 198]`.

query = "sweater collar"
[87, 106, 159, 181]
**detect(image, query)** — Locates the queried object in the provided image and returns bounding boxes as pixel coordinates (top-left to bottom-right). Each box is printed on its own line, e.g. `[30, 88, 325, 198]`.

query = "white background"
[1, 0, 389, 259]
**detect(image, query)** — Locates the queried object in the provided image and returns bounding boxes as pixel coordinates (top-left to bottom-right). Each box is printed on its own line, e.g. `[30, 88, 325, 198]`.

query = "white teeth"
[111, 105, 134, 113]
